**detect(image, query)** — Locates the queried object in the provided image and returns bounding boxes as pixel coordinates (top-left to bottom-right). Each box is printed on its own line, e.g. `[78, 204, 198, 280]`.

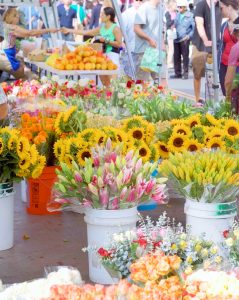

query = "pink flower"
[122, 168, 133, 185]
[125, 150, 134, 162]
[55, 198, 69, 204]
[137, 228, 144, 238]
[127, 188, 136, 202]
[99, 187, 109, 206]
[105, 152, 117, 163]
[135, 158, 142, 173]
[112, 197, 119, 209]
[74, 172, 82, 183]
[120, 187, 128, 200]
[145, 179, 156, 194]
[83, 198, 92, 208]
[151, 187, 166, 204]
[136, 183, 146, 199]
[93, 156, 100, 167]
[159, 228, 167, 237]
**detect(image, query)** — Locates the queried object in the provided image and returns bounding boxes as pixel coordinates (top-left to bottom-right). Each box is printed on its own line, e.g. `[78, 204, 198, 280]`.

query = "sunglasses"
[135, 0, 143, 2]
[178, 6, 185, 8]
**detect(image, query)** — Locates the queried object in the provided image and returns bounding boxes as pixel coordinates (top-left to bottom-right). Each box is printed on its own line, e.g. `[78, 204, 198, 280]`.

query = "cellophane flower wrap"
[159, 150, 239, 203]
[52, 139, 167, 210]
[83, 213, 222, 279]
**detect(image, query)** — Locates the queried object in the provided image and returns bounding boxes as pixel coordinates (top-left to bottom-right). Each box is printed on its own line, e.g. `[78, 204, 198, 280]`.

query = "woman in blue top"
[0, 8, 58, 80]
[62, 7, 122, 86]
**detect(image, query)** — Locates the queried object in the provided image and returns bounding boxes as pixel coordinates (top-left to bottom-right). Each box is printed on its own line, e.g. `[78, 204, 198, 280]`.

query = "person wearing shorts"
[191, 0, 221, 102]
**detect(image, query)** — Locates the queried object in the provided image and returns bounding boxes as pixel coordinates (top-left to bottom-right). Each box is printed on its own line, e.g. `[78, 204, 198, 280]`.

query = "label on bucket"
[216, 203, 237, 216]
[0, 182, 13, 197]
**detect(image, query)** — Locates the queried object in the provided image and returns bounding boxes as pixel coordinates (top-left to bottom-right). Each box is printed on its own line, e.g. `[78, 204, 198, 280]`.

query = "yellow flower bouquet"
[0, 127, 46, 182]
[159, 150, 239, 203]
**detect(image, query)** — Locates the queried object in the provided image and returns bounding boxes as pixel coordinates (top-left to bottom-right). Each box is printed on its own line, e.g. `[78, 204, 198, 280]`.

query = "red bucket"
[27, 166, 60, 215]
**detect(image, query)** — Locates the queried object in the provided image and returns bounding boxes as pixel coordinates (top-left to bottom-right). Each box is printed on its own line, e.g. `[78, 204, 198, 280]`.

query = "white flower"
[12, 86, 20, 96]
[233, 228, 239, 238]
[79, 78, 89, 87]
[41, 76, 48, 83]
[67, 81, 76, 89]
[117, 92, 125, 99]
[134, 84, 143, 92]
[38, 88, 44, 95]
[41, 83, 50, 90]
[7, 95, 17, 103]
[124, 230, 135, 241]
[119, 83, 126, 88]
[226, 237, 234, 247]
[51, 75, 60, 82]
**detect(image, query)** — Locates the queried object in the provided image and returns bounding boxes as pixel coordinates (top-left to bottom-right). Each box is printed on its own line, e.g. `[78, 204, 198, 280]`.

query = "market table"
[28, 61, 119, 84]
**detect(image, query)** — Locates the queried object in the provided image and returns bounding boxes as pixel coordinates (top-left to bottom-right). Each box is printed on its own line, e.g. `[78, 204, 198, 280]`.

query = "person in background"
[225, 17, 239, 110]
[134, 0, 162, 82]
[0, 8, 58, 79]
[218, 0, 239, 96]
[165, 0, 177, 69]
[61, 7, 122, 86]
[18, 6, 40, 30]
[71, 0, 87, 26]
[121, 0, 143, 78]
[189, 2, 194, 13]
[170, 0, 194, 79]
[57, 0, 76, 41]
[89, 0, 102, 29]
[191, 0, 222, 102]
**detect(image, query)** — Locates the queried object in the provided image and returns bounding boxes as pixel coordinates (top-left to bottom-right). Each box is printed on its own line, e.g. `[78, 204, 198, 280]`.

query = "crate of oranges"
[46, 45, 117, 71]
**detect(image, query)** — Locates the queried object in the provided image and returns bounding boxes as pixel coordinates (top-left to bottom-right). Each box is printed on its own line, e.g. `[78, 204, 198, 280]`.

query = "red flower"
[153, 241, 162, 249]
[158, 86, 164, 90]
[223, 230, 230, 238]
[135, 80, 143, 84]
[97, 247, 111, 257]
[126, 80, 134, 89]
[133, 238, 147, 248]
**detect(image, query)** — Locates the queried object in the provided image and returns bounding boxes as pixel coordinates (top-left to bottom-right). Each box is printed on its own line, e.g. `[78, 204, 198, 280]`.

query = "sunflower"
[184, 139, 203, 152]
[167, 133, 188, 153]
[77, 148, 92, 166]
[155, 141, 169, 159]
[0, 137, 4, 155]
[205, 113, 220, 126]
[224, 120, 239, 138]
[54, 112, 64, 135]
[29, 144, 38, 165]
[136, 142, 151, 162]
[204, 128, 225, 143]
[170, 119, 186, 126]
[17, 169, 30, 178]
[7, 136, 16, 151]
[128, 127, 145, 141]
[172, 124, 191, 136]
[16, 137, 30, 158]
[145, 123, 156, 143]
[185, 114, 201, 128]
[206, 137, 225, 150]
[31, 165, 44, 179]
[54, 140, 65, 160]
[122, 116, 146, 131]
[64, 154, 74, 167]
[63, 106, 77, 123]
[149, 144, 160, 161]
[114, 129, 128, 144]
[19, 154, 31, 170]
[81, 128, 96, 144]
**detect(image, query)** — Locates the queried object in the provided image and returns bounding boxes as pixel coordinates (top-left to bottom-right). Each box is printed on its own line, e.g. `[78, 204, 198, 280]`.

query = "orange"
[101, 63, 107, 70]
[96, 63, 101, 70]
[66, 64, 74, 70]
[78, 62, 85, 70]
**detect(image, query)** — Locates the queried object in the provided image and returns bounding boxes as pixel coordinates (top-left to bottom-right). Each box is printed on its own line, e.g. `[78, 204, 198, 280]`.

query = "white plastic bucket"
[14, 180, 27, 203]
[0, 183, 14, 251]
[84, 207, 138, 284]
[184, 199, 237, 244]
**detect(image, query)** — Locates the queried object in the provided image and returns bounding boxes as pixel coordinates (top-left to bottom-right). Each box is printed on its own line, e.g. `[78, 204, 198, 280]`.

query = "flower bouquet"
[52, 139, 167, 210]
[0, 127, 45, 182]
[84, 213, 222, 279]
[159, 150, 239, 203]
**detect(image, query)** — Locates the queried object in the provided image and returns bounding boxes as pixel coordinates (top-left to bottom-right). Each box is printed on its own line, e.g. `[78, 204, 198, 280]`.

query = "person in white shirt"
[121, 0, 143, 78]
